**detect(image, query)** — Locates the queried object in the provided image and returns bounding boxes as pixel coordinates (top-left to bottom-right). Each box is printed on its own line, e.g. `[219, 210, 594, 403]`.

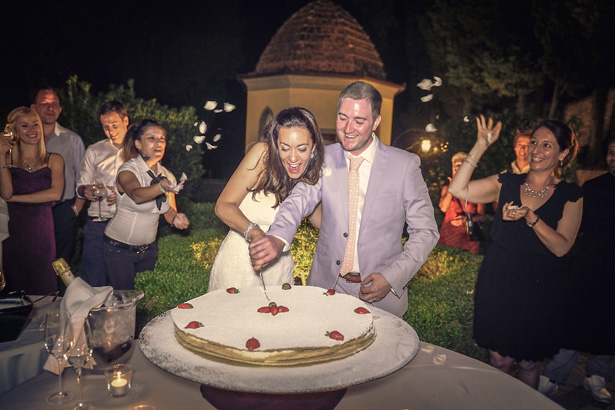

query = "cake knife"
[257, 267, 271, 302]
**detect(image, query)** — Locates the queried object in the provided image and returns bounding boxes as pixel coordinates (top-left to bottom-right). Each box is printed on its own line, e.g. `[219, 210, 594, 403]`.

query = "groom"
[249, 81, 439, 317]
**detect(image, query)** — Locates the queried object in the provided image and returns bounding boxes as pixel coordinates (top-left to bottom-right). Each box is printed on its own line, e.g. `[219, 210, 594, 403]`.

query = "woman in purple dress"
[0, 107, 64, 294]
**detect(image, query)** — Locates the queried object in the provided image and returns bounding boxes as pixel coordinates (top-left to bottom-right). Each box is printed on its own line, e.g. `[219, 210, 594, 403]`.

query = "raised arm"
[448, 115, 503, 204]
[214, 142, 268, 242]
[116, 168, 178, 205]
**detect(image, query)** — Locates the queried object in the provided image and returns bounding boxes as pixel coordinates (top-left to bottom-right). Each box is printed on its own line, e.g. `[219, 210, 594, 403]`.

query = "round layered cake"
[171, 285, 375, 366]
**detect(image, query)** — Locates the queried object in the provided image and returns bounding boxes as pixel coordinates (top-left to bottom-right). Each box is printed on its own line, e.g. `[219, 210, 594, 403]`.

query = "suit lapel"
[331, 146, 350, 226]
[361, 139, 388, 232]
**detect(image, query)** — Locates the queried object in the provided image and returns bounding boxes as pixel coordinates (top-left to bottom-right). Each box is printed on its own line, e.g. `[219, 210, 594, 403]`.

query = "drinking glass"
[91, 182, 108, 222]
[0, 265, 5, 291]
[44, 309, 74, 404]
[65, 319, 95, 409]
[2, 123, 17, 167]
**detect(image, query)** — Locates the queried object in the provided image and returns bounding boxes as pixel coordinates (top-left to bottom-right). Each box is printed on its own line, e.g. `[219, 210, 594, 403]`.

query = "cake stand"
[139, 307, 419, 409]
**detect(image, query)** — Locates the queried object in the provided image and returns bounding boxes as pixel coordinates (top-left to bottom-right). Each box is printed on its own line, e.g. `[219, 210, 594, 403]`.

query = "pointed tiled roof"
[253, 0, 386, 80]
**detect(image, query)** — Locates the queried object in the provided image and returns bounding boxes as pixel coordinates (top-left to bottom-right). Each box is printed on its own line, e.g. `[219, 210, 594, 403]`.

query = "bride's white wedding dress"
[207, 191, 294, 292]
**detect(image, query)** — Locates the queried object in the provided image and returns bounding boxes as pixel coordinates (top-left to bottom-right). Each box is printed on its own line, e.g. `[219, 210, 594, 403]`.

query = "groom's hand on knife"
[249, 235, 285, 270]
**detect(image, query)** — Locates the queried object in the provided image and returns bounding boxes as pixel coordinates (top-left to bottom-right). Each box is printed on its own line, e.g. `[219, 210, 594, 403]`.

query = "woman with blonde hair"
[0, 107, 64, 294]
[438, 152, 486, 254]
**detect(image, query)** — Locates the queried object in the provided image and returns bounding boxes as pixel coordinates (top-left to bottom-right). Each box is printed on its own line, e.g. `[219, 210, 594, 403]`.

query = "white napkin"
[43, 278, 113, 374]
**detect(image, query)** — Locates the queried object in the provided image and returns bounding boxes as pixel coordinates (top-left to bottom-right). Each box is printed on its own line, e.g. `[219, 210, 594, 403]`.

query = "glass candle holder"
[105, 364, 133, 396]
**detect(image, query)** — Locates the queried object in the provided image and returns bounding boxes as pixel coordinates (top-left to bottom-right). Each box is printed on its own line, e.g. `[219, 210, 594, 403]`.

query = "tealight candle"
[105, 364, 133, 397]
[111, 375, 129, 396]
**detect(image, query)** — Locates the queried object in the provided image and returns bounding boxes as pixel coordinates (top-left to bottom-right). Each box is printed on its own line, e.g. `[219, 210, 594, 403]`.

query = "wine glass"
[65, 319, 95, 409]
[91, 182, 108, 222]
[2, 123, 17, 167]
[44, 309, 74, 404]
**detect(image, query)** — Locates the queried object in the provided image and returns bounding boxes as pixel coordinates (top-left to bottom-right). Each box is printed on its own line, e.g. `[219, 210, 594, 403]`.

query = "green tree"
[58, 76, 205, 199]
[421, 0, 543, 116]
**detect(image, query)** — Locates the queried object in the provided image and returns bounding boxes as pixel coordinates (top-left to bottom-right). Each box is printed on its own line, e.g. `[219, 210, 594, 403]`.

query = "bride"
[207, 107, 325, 291]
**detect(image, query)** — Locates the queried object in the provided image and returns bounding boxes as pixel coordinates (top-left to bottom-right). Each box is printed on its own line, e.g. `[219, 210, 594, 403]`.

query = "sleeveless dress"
[207, 191, 294, 292]
[473, 172, 582, 362]
[3, 167, 57, 294]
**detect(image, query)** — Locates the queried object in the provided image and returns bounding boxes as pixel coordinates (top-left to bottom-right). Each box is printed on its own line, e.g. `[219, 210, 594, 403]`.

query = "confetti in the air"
[425, 123, 437, 133]
[198, 121, 207, 134]
[421, 94, 434, 103]
[204, 101, 217, 111]
[205, 142, 218, 150]
[185, 145, 193, 151]
[223, 103, 236, 112]
[193, 135, 206, 144]
[213, 134, 222, 142]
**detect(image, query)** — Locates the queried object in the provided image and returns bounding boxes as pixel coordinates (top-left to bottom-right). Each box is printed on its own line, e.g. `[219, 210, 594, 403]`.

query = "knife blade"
[257, 267, 271, 302]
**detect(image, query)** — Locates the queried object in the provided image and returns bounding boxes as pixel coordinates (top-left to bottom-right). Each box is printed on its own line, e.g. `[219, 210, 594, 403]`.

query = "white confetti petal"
[198, 121, 207, 134]
[425, 123, 437, 132]
[463, 116, 470, 123]
[193, 135, 205, 144]
[205, 142, 218, 150]
[417, 79, 434, 91]
[223, 103, 235, 112]
[420, 94, 433, 103]
[433, 76, 443, 87]
[185, 145, 193, 151]
[204, 101, 217, 110]
[213, 109, 223, 113]
[193, 122, 198, 126]
[213, 133, 222, 142]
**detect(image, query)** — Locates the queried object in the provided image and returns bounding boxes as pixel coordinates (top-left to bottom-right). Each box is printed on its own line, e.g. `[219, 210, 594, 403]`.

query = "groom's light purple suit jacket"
[268, 138, 439, 317]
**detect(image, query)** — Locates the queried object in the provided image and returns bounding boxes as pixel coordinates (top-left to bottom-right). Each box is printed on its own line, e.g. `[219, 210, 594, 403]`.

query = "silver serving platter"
[139, 306, 419, 394]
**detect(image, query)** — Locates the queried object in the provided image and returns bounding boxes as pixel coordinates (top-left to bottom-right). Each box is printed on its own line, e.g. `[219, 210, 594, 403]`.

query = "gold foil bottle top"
[52, 258, 71, 275]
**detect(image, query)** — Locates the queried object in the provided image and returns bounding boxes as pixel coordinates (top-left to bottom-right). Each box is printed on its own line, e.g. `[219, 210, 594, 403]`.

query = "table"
[0, 295, 59, 394]
[0, 340, 563, 409]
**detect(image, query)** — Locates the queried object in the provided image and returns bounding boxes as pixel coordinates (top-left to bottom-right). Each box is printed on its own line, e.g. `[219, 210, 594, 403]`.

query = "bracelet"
[0, 165, 9, 169]
[171, 213, 178, 227]
[244, 222, 258, 242]
[463, 158, 478, 168]
[526, 214, 540, 228]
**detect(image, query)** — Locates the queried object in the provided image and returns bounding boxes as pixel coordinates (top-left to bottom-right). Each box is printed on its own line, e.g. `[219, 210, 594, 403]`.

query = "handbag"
[464, 188, 484, 242]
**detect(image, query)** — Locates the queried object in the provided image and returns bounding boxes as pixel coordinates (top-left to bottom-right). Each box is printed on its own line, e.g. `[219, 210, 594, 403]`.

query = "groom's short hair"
[337, 81, 382, 121]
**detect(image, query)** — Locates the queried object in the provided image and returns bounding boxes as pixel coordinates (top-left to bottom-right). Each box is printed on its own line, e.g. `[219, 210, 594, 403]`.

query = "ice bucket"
[87, 290, 144, 373]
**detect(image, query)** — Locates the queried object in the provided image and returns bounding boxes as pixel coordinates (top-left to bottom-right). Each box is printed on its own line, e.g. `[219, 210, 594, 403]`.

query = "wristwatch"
[526, 214, 540, 228]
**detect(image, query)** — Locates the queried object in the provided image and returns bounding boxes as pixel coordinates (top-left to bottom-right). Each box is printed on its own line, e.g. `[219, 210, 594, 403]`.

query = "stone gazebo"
[239, 0, 405, 150]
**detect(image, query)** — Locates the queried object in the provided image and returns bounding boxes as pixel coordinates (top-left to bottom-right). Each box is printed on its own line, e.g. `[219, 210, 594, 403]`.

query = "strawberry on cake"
[171, 284, 375, 366]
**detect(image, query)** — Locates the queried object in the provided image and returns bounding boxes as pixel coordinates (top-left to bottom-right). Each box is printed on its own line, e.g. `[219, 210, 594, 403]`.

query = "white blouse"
[104, 156, 175, 245]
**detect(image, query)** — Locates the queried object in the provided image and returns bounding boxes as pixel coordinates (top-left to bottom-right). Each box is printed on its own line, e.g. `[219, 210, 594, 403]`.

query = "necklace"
[523, 181, 551, 198]
[22, 160, 40, 173]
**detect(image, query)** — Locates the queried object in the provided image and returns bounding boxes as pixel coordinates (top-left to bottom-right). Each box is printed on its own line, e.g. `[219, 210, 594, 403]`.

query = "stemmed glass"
[2, 123, 17, 167]
[65, 318, 95, 409]
[44, 309, 74, 404]
[91, 182, 108, 222]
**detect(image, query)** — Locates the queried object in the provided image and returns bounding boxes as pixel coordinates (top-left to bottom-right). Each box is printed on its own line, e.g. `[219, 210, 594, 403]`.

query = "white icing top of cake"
[171, 285, 373, 351]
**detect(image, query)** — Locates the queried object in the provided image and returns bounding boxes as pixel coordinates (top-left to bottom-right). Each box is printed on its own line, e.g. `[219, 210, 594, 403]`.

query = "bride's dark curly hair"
[250, 107, 325, 207]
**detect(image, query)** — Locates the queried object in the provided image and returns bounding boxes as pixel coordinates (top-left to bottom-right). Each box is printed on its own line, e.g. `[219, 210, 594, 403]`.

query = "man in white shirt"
[75, 101, 129, 286]
[31, 88, 85, 265]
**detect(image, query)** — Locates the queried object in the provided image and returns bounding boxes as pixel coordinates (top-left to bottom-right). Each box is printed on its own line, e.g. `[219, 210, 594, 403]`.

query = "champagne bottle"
[52, 258, 75, 286]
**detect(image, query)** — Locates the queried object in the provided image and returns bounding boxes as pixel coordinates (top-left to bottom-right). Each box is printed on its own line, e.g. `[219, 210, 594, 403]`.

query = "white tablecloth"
[0, 296, 59, 394]
[0, 339, 563, 410]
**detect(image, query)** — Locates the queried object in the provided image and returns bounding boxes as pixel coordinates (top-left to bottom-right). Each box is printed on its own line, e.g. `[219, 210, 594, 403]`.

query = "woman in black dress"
[448, 116, 582, 389]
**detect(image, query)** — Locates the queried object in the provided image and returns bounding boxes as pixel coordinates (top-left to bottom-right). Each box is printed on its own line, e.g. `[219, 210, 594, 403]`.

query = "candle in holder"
[105, 364, 133, 396]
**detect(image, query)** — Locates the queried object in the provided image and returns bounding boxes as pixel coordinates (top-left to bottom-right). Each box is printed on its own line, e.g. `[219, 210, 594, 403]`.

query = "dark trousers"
[80, 218, 109, 287]
[103, 240, 158, 290]
[52, 199, 76, 261]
